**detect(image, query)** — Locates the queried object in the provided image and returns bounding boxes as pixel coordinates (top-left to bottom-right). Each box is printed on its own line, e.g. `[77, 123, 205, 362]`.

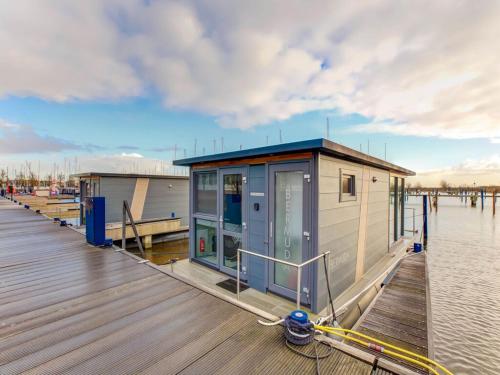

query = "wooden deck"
[0, 197, 384, 375]
[352, 252, 431, 374]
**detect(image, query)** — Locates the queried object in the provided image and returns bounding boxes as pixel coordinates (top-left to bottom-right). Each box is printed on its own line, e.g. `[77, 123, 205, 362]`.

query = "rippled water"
[408, 196, 500, 374]
[128, 237, 189, 265]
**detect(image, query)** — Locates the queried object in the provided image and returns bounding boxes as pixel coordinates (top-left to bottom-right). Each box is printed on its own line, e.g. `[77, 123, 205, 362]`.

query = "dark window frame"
[339, 169, 357, 202]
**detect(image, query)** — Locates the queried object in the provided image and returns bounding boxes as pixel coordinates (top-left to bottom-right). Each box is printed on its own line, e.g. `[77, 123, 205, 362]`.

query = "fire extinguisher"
[200, 237, 205, 253]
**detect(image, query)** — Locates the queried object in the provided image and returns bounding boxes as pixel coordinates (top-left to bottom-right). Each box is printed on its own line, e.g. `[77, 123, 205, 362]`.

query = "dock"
[351, 252, 432, 374]
[0, 197, 423, 375]
[8, 194, 79, 219]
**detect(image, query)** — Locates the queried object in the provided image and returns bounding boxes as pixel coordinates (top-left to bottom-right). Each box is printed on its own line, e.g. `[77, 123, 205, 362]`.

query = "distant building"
[72, 172, 189, 226]
[174, 139, 415, 313]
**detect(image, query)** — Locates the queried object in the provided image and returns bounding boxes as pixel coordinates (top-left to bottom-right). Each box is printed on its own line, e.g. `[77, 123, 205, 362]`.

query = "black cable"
[284, 338, 333, 375]
[322, 256, 336, 322]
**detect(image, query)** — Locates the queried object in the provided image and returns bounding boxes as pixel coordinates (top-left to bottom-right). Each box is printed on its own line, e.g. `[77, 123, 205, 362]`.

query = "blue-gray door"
[268, 162, 311, 304]
[218, 167, 247, 277]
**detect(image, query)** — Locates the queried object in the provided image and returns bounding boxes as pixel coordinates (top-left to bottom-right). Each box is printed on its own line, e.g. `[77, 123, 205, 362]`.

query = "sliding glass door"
[193, 171, 219, 267]
[219, 168, 247, 276]
[268, 163, 311, 303]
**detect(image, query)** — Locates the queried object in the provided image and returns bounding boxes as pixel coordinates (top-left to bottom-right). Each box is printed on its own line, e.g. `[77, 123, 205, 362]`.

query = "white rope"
[258, 318, 284, 326]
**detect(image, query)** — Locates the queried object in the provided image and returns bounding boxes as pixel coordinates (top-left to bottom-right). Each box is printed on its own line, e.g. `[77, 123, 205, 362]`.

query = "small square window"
[340, 171, 356, 201]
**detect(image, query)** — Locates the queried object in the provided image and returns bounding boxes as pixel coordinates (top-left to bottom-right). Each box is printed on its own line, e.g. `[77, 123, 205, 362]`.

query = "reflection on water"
[408, 196, 500, 375]
[128, 238, 189, 265]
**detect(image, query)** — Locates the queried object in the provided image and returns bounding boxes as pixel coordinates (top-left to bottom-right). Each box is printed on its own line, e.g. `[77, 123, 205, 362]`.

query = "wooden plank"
[349, 253, 430, 374]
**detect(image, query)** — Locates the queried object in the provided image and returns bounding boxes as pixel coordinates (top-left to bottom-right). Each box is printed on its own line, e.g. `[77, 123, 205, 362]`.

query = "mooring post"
[423, 195, 428, 243]
[122, 203, 126, 250]
[494, 190, 497, 216]
[428, 192, 432, 212]
[481, 189, 484, 210]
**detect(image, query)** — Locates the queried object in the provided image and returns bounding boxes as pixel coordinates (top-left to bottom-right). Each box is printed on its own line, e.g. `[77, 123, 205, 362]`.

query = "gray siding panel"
[364, 169, 389, 272]
[316, 155, 390, 312]
[142, 178, 189, 225]
[317, 156, 362, 304]
[247, 165, 267, 292]
[100, 178, 135, 223]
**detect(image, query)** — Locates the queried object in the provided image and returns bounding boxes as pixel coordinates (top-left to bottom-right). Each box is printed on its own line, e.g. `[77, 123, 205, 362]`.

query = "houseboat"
[73, 172, 189, 246]
[173, 139, 415, 313]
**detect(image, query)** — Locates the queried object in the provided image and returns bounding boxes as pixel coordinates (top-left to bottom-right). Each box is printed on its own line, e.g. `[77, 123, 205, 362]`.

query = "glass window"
[194, 171, 217, 215]
[340, 172, 356, 201]
[194, 219, 217, 265]
[274, 171, 303, 290]
[223, 174, 242, 232]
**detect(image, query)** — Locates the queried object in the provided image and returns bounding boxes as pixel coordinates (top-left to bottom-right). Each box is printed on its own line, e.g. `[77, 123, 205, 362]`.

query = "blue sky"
[1, 95, 497, 175]
[1, 1, 499, 186]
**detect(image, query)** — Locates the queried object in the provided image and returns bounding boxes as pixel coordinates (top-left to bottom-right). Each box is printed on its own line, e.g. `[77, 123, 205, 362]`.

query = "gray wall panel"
[142, 178, 189, 225]
[317, 155, 362, 306]
[364, 169, 390, 272]
[247, 165, 267, 292]
[316, 155, 390, 312]
[100, 177, 135, 223]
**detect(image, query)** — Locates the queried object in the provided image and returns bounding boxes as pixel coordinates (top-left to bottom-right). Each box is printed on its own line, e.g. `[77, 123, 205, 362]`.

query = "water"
[408, 196, 500, 374]
[128, 238, 189, 265]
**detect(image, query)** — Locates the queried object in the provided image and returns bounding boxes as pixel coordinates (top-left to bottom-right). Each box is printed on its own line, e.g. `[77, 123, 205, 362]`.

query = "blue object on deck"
[53, 217, 60, 222]
[24, 204, 29, 209]
[414, 243, 422, 252]
[285, 310, 314, 345]
[101, 238, 114, 247]
[289, 310, 309, 324]
[85, 196, 108, 246]
[60, 220, 67, 227]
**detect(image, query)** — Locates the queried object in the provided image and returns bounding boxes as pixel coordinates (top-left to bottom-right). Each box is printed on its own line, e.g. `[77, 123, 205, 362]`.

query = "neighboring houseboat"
[174, 139, 415, 313]
[73, 172, 189, 246]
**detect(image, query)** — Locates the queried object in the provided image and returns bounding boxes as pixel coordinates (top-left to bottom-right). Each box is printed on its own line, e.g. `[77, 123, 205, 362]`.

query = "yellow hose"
[318, 325, 452, 375]
[314, 325, 453, 375]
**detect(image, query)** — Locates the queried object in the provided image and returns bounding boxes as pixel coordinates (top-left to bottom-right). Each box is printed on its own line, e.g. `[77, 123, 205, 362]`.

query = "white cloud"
[0, 119, 82, 154]
[409, 155, 500, 186]
[1, 1, 500, 138]
[73, 153, 183, 176]
[119, 152, 143, 158]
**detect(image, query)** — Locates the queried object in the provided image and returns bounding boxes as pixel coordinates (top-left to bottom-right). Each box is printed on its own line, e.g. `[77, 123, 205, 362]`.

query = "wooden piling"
[423, 195, 428, 242]
[494, 190, 496, 216]
[428, 192, 432, 212]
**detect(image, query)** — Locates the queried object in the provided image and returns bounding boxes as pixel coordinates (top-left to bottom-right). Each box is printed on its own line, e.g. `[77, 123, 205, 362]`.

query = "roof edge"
[173, 138, 415, 176]
[70, 172, 189, 180]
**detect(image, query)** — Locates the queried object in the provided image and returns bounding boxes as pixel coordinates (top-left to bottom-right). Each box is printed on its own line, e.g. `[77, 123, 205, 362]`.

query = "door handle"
[269, 221, 273, 238]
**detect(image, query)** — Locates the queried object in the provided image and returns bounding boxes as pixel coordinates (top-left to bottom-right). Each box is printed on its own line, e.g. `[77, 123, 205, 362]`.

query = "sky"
[1, 0, 499, 186]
